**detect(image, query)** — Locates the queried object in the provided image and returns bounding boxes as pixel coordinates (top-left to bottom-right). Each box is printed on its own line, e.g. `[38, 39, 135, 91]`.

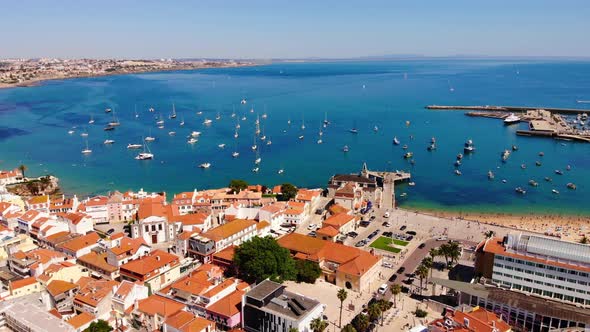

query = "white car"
[384, 212, 390, 218]
[307, 224, 317, 230]
[378, 284, 388, 294]
[382, 262, 394, 269]
[436, 236, 448, 241]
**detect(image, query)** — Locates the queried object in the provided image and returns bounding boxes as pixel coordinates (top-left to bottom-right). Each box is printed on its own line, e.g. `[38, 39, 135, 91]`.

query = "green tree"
[429, 247, 439, 277]
[416, 264, 429, 296]
[341, 324, 357, 332]
[296, 259, 321, 283]
[233, 236, 297, 283]
[18, 164, 27, 179]
[83, 319, 113, 332]
[446, 241, 462, 267]
[367, 302, 382, 323]
[580, 236, 588, 244]
[391, 284, 401, 308]
[279, 183, 298, 201]
[337, 288, 348, 327]
[39, 176, 51, 191]
[310, 317, 328, 332]
[352, 314, 369, 332]
[376, 299, 392, 326]
[229, 179, 248, 193]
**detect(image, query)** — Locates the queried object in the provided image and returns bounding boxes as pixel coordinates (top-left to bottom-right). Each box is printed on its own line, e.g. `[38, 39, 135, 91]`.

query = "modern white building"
[242, 280, 324, 332]
[475, 233, 590, 307]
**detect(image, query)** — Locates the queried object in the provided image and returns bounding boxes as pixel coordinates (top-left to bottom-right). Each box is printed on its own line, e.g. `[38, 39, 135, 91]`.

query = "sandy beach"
[406, 208, 589, 242]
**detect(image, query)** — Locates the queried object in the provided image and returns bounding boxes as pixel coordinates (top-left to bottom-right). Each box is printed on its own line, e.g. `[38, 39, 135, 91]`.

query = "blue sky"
[2, 0, 589, 59]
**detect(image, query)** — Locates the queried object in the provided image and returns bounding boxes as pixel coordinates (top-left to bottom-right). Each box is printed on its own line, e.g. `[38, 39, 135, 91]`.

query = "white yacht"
[168, 131, 176, 136]
[393, 137, 400, 145]
[180, 116, 185, 126]
[199, 163, 211, 169]
[504, 113, 521, 125]
[232, 151, 240, 158]
[88, 115, 95, 124]
[135, 143, 154, 160]
[80, 132, 89, 137]
[241, 98, 247, 105]
[317, 139, 323, 144]
[266, 139, 272, 146]
[255, 157, 262, 165]
[203, 119, 212, 125]
[145, 136, 155, 142]
[68, 129, 75, 135]
[81, 140, 92, 154]
[127, 143, 142, 149]
[252, 167, 260, 173]
[190, 131, 201, 137]
[148, 107, 155, 113]
[187, 138, 198, 144]
[216, 112, 221, 120]
[170, 104, 177, 119]
[277, 169, 284, 174]
[103, 139, 115, 145]
[156, 115, 165, 125]
[218, 143, 226, 148]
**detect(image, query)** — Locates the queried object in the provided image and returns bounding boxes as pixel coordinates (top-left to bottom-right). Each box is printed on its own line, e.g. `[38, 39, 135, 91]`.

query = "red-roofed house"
[205, 289, 244, 330]
[81, 196, 109, 224]
[8, 248, 67, 277]
[46, 279, 80, 315]
[0, 168, 24, 185]
[187, 219, 257, 263]
[164, 311, 216, 332]
[37, 261, 88, 286]
[67, 312, 96, 332]
[74, 279, 119, 319]
[26, 195, 51, 212]
[57, 232, 100, 258]
[322, 213, 357, 237]
[16, 209, 47, 233]
[57, 212, 93, 235]
[106, 236, 151, 267]
[428, 307, 512, 332]
[49, 195, 80, 214]
[8, 276, 41, 299]
[132, 295, 185, 331]
[258, 202, 287, 230]
[112, 280, 149, 315]
[0, 202, 22, 226]
[119, 249, 181, 292]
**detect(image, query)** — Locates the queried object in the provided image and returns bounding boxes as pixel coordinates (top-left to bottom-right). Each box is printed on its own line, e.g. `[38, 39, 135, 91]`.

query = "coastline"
[0, 62, 258, 90]
[402, 206, 589, 242]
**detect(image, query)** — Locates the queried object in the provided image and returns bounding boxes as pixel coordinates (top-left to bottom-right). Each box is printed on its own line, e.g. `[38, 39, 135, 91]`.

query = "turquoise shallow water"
[1, 60, 590, 215]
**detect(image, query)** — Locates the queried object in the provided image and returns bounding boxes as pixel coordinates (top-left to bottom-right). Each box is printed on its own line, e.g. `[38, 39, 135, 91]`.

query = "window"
[526, 261, 535, 266]
[145, 225, 149, 232]
[542, 290, 553, 297]
[547, 265, 556, 271]
[535, 271, 544, 277]
[569, 270, 577, 275]
[536, 263, 545, 269]
[158, 224, 163, 231]
[151, 225, 156, 232]
[557, 268, 566, 273]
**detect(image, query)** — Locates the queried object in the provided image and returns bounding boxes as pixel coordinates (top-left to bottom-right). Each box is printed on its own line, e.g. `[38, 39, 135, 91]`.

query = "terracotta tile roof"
[13, 248, 66, 265]
[113, 280, 136, 300]
[259, 202, 286, 214]
[295, 189, 321, 202]
[137, 294, 185, 317]
[37, 261, 77, 282]
[84, 196, 108, 207]
[43, 231, 72, 243]
[277, 233, 327, 256]
[0, 168, 21, 179]
[165, 311, 196, 329]
[58, 232, 99, 253]
[9, 276, 38, 290]
[138, 197, 167, 220]
[201, 219, 256, 242]
[110, 232, 125, 240]
[272, 185, 282, 194]
[328, 204, 350, 215]
[77, 251, 118, 273]
[178, 230, 200, 241]
[57, 212, 88, 225]
[316, 226, 340, 237]
[429, 307, 511, 332]
[109, 237, 148, 257]
[169, 272, 213, 296]
[27, 195, 49, 205]
[74, 279, 119, 307]
[0, 202, 18, 214]
[67, 312, 95, 329]
[481, 237, 590, 273]
[256, 220, 270, 231]
[287, 201, 306, 209]
[48, 308, 62, 319]
[206, 290, 244, 318]
[283, 208, 304, 216]
[323, 213, 355, 230]
[201, 278, 236, 298]
[213, 245, 235, 262]
[46, 279, 78, 297]
[120, 249, 179, 277]
[172, 212, 210, 226]
[19, 210, 41, 222]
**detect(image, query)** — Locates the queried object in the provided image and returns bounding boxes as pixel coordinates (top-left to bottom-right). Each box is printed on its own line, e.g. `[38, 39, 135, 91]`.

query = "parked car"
[370, 215, 376, 221]
[382, 262, 394, 269]
[307, 224, 317, 230]
[436, 236, 448, 241]
[400, 225, 407, 231]
[406, 235, 414, 241]
[308, 231, 317, 237]
[383, 231, 393, 237]
[405, 230, 417, 236]
[378, 284, 388, 294]
[347, 231, 359, 238]
[388, 274, 398, 282]
[397, 267, 406, 274]
[418, 243, 426, 249]
[384, 212, 390, 218]
[106, 228, 115, 235]
[355, 240, 367, 247]
[360, 221, 371, 227]
[382, 222, 391, 227]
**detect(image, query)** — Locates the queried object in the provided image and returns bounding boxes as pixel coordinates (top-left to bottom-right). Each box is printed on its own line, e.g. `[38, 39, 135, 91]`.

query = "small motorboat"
[403, 152, 413, 159]
[528, 180, 538, 187]
[535, 161, 542, 166]
[512, 145, 518, 151]
[103, 139, 115, 145]
[544, 177, 552, 182]
[454, 160, 462, 167]
[488, 171, 494, 180]
[555, 170, 563, 175]
[457, 154, 463, 160]
[521, 164, 526, 169]
[252, 167, 259, 173]
[277, 169, 284, 174]
[168, 131, 176, 136]
[515, 187, 526, 195]
[232, 151, 240, 158]
[552, 189, 560, 194]
[343, 145, 350, 153]
[539, 152, 545, 156]
[454, 169, 462, 176]
[187, 138, 197, 144]
[408, 182, 416, 186]
[402, 145, 408, 150]
[393, 137, 400, 145]
[218, 143, 226, 148]
[567, 183, 577, 190]
[199, 163, 211, 169]
[127, 144, 142, 149]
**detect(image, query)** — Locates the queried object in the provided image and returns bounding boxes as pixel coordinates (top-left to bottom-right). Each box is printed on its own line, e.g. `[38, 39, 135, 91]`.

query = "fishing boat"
[539, 151, 544, 157]
[81, 140, 92, 154]
[317, 138, 323, 144]
[528, 180, 538, 187]
[504, 113, 521, 125]
[250, 106, 254, 114]
[105, 108, 112, 113]
[403, 152, 413, 159]
[515, 187, 526, 195]
[287, 117, 292, 125]
[488, 170, 495, 180]
[393, 137, 400, 145]
[567, 183, 577, 190]
[232, 151, 240, 158]
[252, 167, 259, 173]
[134, 105, 139, 119]
[251, 138, 257, 151]
[301, 116, 306, 130]
[218, 143, 226, 148]
[566, 165, 571, 171]
[343, 145, 350, 153]
[103, 139, 115, 145]
[170, 104, 177, 119]
[197, 111, 203, 115]
[261, 112, 267, 119]
[203, 118, 212, 125]
[242, 116, 246, 121]
[431, 137, 436, 144]
[463, 139, 475, 153]
[135, 140, 154, 160]
[457, 153, 463, 160]
[127, 143, 142, 149]
[88, 115, 95, 124]
[552, 189, 560, 194]
[408, 182, 416, 186]
[199, 163, 211, 169]
[454, 169, 462, 176]
[187, 138, 198, 144]
[234, 131, 239, 139]
[555, 169, 563, 175]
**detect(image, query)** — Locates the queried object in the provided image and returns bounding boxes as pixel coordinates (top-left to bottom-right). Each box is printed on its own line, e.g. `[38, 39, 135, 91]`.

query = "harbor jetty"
[428, 105, 590, 143]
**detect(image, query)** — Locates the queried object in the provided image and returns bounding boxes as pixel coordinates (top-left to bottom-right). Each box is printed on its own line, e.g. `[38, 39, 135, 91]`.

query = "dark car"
[400, 225, 407, 231]
[388, 274, 398, 282]
[406, 230, 417, 236]
[397, 266, 406, 274]
[106, 228, 115, 235]
[406, 235, 414, 241]
[347, 231, 359, 238]
[360, 221, 371, 227]
[370, 215, 376, 220]
[355, 240, 366, 247]
[418, 243, 426, 249]
[403, 278, 415, 285]
[383, 231, 393, 237]
[367, 232, 378, 240]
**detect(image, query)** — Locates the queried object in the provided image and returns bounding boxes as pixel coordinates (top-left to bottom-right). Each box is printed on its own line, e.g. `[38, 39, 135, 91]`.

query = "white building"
[81, 196, 109, 224]
[242, 280, 324, 332]
[130, 215, 179, 245]
[476, 233, 590, 307]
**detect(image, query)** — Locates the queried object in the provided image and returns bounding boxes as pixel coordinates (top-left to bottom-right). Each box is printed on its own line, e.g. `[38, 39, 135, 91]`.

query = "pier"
[426, 105, 590, 114]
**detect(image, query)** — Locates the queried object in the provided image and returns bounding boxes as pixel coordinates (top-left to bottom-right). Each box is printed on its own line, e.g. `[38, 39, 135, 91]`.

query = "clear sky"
[2, 0, 589, 59]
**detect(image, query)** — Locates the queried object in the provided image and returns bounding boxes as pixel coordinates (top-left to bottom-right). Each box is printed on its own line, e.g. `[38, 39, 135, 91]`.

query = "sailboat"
[105, 108, 112, 113]
[231, 106, 236, 118]
[277, 168, 284, 174]
[203, 118, 212, 125]
[108, 109, 120, 126]
[255, 116, 261, 136]
[215, 111, 221, 120]
[148, 107, 155, 113]
[301, 115, 306, 130]
[349, 121, 358, 134]
[145, 129, 155, 142]
[254, 151, 262, 165]
[156, 114, 165, 125]
[180, 115, 185, 126]
[260, 126, 266, 141]
[103, 139, 115, 145]
[287, 116, 291, 125]
[218, 143, 226, 149]
[393, 136, 400, 145]
[81, 139, 92, 154]
[127, 143, 142, 149]
[88, 115, 95, 124]
[135, 139, 154, 160]
[134, 105, 139, 119]
[251, 136, 258, 151]
[170, 104, 177, 119]
[266, 137, 272, 146]
[323, 112, 329, 126]
[234, 129, 239, 139]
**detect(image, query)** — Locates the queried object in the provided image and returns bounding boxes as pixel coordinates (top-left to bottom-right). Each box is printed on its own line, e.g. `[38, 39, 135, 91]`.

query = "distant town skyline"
[2, 0, 590, 59]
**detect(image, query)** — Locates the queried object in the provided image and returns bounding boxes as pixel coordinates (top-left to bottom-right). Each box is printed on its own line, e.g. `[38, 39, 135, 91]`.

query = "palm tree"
[352, 314, 369, 332]
[310, 317, 328, 332]
[341, 324, 357, 332]
[376, 299, 392, 326]
[439, 243, 450, 267]
[447, 241, 462, 267]
[429, 248, 439, 277]
[416, 264, 429, 296]
[391, 284, 401, 308]
[367, 303, 382, 323]
[18, 164, 27, 180]
[337, 288, 348, 327]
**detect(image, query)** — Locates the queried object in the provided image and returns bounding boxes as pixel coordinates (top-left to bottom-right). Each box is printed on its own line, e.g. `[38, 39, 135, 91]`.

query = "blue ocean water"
[1, 60, 590, 215]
